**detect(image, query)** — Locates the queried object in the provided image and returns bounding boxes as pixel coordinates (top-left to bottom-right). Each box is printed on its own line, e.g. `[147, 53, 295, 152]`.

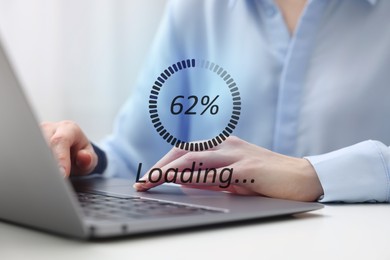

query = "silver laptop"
[0, 38, 323, 239]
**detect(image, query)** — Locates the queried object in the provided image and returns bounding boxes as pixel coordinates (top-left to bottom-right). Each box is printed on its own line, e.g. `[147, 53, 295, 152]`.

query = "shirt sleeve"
[90, 143, 108, 174]
[305, 140, 390, 203]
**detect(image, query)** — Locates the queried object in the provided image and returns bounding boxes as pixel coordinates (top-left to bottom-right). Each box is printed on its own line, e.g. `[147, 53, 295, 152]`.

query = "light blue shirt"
[101, 0, 390, 203]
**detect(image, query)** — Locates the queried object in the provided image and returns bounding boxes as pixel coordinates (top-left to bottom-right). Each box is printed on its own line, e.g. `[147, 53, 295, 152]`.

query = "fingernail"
[133, 183, 145, 191]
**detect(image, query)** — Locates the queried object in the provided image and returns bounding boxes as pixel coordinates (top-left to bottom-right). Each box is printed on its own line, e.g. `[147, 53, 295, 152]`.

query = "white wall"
[0, 0, 167, 141]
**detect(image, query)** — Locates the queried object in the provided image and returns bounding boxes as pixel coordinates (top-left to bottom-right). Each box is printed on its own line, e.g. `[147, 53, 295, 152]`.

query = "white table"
[1, 204, 389, 260]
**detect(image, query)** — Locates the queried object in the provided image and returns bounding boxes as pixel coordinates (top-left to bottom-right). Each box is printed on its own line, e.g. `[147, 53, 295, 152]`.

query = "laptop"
[0, 38, 323, 239]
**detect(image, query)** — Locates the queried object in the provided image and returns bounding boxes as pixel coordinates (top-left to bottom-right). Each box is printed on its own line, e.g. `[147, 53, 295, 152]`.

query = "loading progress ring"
[148, 59, 241, 151]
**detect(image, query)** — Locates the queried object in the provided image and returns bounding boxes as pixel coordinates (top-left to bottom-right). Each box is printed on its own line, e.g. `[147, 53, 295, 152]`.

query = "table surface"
[0, 204, 389, 260]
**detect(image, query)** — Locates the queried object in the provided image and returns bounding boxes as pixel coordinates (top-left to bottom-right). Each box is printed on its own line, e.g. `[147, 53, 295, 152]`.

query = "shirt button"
[265, 6, 276, 17]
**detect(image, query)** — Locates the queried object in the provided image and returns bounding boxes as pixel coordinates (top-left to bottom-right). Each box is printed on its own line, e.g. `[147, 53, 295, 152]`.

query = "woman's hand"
[133, 136, 324, 202]
[40, 120, 97, 177]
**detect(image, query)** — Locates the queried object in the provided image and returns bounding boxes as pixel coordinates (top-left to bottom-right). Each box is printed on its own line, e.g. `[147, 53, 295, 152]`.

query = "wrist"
[295, 158, 324, 201]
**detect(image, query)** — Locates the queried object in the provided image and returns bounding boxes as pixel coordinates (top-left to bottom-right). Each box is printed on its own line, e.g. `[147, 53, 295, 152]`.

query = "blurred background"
[0, 0, 167, 142]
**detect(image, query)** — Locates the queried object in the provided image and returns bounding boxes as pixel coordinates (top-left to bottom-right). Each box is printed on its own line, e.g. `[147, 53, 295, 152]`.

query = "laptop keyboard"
[77, 192, 224, 220]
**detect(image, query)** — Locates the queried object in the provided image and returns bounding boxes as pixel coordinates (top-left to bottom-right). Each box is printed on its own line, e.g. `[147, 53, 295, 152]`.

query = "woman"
[42, 0, 390, 203]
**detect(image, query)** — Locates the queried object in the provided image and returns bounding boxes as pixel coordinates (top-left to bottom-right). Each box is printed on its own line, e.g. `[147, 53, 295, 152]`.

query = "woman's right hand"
[40, 120, 97, 177]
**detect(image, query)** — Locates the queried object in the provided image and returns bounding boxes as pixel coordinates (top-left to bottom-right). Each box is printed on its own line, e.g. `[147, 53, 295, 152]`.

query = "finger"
[162, 162, 259, 195]
[40, 121, 56, 143]
[133, 151, 199, 191]
[169, 167, 235, 187]
[133, 166, 169, 191]
[150, 139, 221, 169]
[49, 131, 74, 177]
[49, 121, 88, 176]
[73, 146, 98, 175]
[134, 150, 230, 191]
[151, 147, 188, 169]
[159, 150, 233, 173]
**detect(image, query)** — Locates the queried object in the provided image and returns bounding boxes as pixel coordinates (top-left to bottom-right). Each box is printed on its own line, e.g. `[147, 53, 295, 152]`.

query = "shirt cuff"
[305, 140, 390, 203]
[91, 143, 108, 174]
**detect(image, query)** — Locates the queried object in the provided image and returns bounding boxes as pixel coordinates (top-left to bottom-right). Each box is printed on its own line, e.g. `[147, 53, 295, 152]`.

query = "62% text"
[170, 95, 219, 115]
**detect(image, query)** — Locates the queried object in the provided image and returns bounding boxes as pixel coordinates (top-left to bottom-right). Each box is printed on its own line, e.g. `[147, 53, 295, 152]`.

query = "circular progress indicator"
[149, 59, 241, 151]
